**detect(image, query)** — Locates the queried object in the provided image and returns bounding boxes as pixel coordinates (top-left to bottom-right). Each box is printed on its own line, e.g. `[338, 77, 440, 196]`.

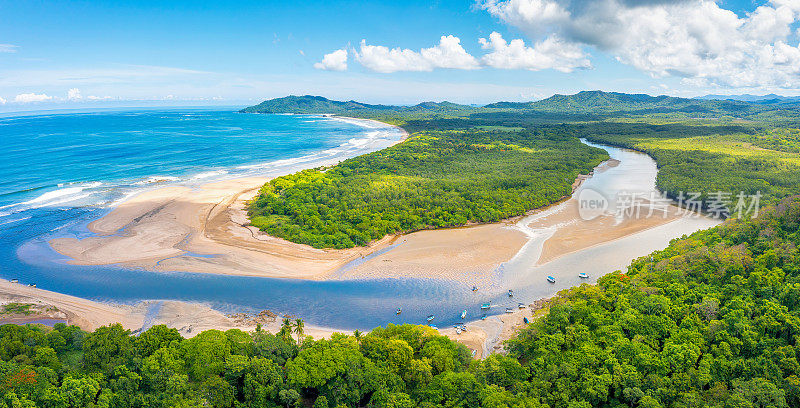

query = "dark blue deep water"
[0, 108, 497, 330]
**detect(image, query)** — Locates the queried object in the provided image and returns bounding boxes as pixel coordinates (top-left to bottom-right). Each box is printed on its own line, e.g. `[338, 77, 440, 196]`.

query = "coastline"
[30, 116, 717, 356]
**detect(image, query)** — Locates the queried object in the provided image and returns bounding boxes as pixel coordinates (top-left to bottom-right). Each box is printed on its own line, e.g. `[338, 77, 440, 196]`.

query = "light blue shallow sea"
[0, 108, 486, 330]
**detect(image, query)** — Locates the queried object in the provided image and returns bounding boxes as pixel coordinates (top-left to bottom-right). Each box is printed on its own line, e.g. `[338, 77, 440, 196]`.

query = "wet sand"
[0, 279, 339, 338]
[38, 131, 721, 357]
[48, 156, 671, 283]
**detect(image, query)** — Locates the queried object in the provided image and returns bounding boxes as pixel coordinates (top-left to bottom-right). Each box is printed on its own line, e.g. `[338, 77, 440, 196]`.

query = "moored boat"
[578, 272, 589, 279]
[396, 308, 402, 315]
[426, 315, 435, 322]
[460, 310, 467, 319]
[547, 276, 556, 283]
[480, 302, 491, 310]
[508, 289, 514, 297]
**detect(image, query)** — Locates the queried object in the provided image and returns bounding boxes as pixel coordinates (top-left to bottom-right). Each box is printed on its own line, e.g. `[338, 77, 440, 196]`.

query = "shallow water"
[0, 111, 719, 330]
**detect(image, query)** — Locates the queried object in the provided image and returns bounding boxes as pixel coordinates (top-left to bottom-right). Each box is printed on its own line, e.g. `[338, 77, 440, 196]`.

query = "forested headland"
[247, 128, 607, 249]
[245, 92, 800, 248]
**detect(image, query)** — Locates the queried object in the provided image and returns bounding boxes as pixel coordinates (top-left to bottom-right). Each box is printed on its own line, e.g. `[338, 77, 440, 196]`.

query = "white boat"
[396, 308, 402, 315]
[460, 310, 467, 319]
[518, 303, 526, 309]
[455, 327, 462, 335]
[426, 315, 435, 322]
[508, 289, 514, 297]
[578, 272, 589, 279]
[480, 302, 491, 310]
[547, 276, 556, 283]
[481, 314, 487, 320]
[505, 307, 513, 313]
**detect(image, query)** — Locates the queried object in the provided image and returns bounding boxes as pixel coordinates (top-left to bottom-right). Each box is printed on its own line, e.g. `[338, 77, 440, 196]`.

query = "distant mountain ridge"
[697, 94, 800, 102]
[241, 91, 800, 121]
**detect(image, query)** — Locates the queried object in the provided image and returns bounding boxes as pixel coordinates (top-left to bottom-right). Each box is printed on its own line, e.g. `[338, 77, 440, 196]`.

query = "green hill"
[239, 95, 395, 114]
[240, 95, 476, 115]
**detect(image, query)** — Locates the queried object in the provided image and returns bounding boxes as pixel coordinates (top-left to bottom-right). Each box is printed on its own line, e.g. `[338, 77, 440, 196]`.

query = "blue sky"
[0, 0, 796, 110]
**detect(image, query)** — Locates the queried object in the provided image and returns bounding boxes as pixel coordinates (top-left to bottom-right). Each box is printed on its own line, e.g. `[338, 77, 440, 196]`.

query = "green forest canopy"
[5, 197, 800, 407]
[247, 128, 607, 249]
[6, 92, 800, 406]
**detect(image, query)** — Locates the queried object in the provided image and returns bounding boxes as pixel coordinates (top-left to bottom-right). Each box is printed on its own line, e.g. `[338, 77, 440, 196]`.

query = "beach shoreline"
[29, 117, 717, 356]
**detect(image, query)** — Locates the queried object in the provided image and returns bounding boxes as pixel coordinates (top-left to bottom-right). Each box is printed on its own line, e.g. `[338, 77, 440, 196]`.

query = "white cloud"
[67, 88, 82, 100]
[0, 97, 6, 105]
[0, 44, 18, 53]
[481, 0, 800, 88]
[355, 35, 480, 73]
[479, 32, 591, 72]
[314, 49, 348, 71]
[14, 93, 52, 103]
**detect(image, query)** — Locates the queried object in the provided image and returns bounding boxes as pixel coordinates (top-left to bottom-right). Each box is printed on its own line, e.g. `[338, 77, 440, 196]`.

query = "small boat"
[481, 314, 487, 320]
[396, 308, 402, 315]
[460, 310, 467, 319]
[426, 315, 435, 322]
[578, 272, 589, 279]
[547, 276, 556, 283]
[505, 307, 513, 313]
[430, 325, 438, 330]
[523, 317, 529, 324]
[10, 279, 17, 283]
[28, 283, 36, 288]
[518, 303, 526, 309]
[472, 286, 478, 292]
[480, 302, 491, 310]
[461, 324, 467, 331]
[508, 289, 514, 297]
[455, 327, 462, 335]
[471, 350, 477, 357]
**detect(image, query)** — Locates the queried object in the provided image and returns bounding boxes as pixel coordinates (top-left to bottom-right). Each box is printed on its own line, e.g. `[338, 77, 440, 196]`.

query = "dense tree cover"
[247, 128, 607, 248]
[506, 195, 800, 407]
[572, 122, 800, 207]
[0, 320, 542, 408]
[8, 197, 800, 407]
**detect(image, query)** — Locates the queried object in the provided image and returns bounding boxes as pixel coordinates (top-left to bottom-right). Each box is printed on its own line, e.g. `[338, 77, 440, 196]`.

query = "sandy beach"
[49, 155, 677, 284]
[0, 276, 546, 358]
[38, 121, 716, 356]
[0, 279, 341, 339]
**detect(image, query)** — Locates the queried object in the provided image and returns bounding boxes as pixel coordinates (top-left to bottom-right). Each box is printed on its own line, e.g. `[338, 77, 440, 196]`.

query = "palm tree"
[279, 318, 292, 341]
[353, 329, 362, 344]
[293, 318, 304, 344]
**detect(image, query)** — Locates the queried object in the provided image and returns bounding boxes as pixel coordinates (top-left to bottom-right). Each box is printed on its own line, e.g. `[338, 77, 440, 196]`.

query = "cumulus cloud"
[314, 49, 348, 71]
[479, 32, 590, 72]
[14, 93, 52, 103]
[355, 35, 480, 73]
[67, 88, 82, 100]
[481, 0, 800, 88]
[0, 44, 18, 53]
